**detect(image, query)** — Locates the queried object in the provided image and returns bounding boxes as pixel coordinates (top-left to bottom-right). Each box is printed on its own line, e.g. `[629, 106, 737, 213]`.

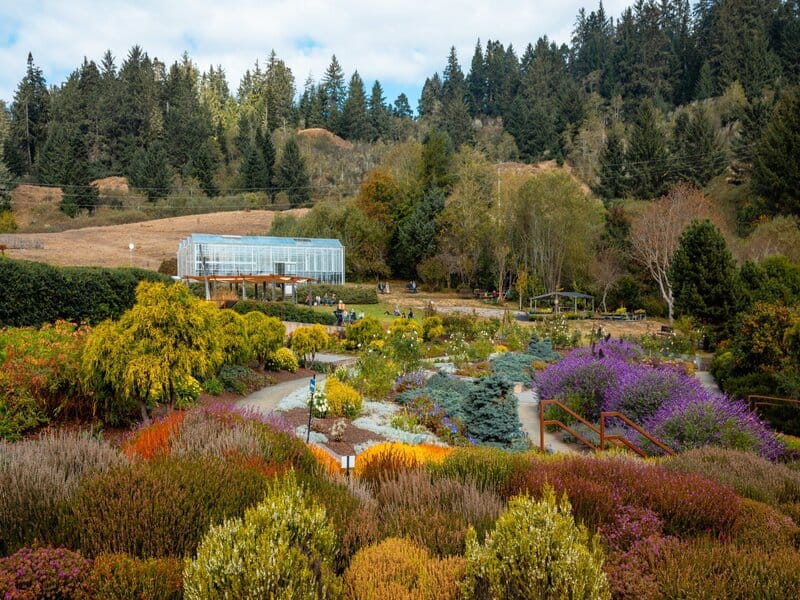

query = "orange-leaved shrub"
[67, 455, 268, 558]
[121, 411, 187, 460]
[308, 444, 342, 477]
[343, 537, 465, 600]
[504, 454, 740, 536]
[355, 442, 453, 485]
[83, 554, 183, 600]
[0, 431, 124, 555]
[374, 470, 503, 556]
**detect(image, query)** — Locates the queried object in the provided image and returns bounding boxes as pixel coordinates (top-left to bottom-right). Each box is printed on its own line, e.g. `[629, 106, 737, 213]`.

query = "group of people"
[334, 307, 363, 326]
[385, 305, 414, 319]
[305, 292, 337, 306]
[377, 282, 391, 294]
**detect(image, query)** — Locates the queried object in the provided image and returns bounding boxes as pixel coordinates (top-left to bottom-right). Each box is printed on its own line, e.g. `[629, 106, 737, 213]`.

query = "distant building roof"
[531, 291, 594, 300]
[182, 234, 343, 249]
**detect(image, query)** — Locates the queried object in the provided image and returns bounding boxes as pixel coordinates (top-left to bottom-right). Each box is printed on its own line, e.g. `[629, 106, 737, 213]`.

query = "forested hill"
[0, 0, 798, 220]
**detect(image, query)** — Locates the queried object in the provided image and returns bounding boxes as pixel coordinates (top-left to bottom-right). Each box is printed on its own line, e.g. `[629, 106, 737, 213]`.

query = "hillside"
[2, 209, 308, 269]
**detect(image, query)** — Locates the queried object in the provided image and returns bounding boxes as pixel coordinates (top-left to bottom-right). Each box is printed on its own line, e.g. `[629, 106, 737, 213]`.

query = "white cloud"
[0, 0, 632, 105]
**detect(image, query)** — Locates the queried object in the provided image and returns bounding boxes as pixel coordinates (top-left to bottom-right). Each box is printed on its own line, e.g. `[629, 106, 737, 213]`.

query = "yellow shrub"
[343, 537, 464, 600]
[354, 442, 453, 483]
[325, 375, 363, 417]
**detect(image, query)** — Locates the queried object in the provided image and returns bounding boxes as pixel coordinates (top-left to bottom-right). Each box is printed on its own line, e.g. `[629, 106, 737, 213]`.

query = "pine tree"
[420, 129, 455, 194]
[595, 128, 627, 199]
[672, 105, 726, 187]
[260, 129, 276, 196]
[669, 219, 740, 341]
[191, 139, 219, 197]
[393, 93, 413, 118]
[322, 55, 346, 133]
[0, 159, 13, 213]
[752, 85, 800, 215]
[339, 71, 371, 140]
[264, 50, 296, 132]
[368, 81, 389, 140]
[626, 99, 671, 199]
[130, 142, 171, 201]
[418, 74, 442, 118]
[466, 39, 486, 115]
[240, 143, 267, 191]
[276, 138, 310, 206]
[4, 53, 50, 176]
[390, 188, 445, 279]
[60, 135, 99, 217]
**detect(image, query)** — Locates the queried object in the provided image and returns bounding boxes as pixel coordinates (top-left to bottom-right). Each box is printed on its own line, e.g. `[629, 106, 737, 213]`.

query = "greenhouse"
[177, 234, 345, 283]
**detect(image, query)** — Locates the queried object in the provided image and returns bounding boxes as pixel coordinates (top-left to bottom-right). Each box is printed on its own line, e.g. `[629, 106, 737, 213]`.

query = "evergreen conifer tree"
[393, 93, 413, 118]
[339, 71, 371, 140]
[672, 106, 726, 187]
[595, 129, 627, 200]
[752, 86, 800, 215]
[322, 55, 346, 133]
[276, 137, 310, 206]
[130, 142, 171, 201]
[4, 53, 50, 176]
[368, 81, 388, 140]
[0, 159, 13, 212]
[241, 143, 267, 191]
[626, 99, 671, 199]
[669, 219, 740, 342]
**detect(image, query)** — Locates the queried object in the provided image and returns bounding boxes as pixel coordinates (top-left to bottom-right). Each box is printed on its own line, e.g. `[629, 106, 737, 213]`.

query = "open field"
[2, 209, 308, 270]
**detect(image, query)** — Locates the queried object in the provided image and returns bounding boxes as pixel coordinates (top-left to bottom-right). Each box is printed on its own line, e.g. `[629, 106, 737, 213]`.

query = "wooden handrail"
[748, 394, 800, 409]
[600, 411, 676, 456]
[538, 399, 675, 457]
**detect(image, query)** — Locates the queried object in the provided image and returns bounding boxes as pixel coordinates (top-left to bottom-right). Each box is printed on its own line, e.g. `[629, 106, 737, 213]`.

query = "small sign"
[309, 376, 316, 393]
[340, 455, 356, 470]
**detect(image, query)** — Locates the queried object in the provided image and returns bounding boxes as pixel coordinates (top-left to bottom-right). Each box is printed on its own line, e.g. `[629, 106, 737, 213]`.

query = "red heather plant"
[504, 455, 740, 537]
[121, 411, 187, 460]
[0, 546, 93, 599]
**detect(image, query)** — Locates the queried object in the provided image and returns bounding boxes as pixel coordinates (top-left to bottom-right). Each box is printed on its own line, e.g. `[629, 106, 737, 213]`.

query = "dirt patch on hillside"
[10, 184, 63, 229]
[297, 128, 354, 150]
[92, 176, 129, 194]
[3, 209, 308, 269]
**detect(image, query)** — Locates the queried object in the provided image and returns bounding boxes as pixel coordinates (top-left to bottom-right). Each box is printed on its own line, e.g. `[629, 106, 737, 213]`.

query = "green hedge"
[0, 258, 170, 327]
[232, 300, 336, 325]
[296, 284, 379, 304]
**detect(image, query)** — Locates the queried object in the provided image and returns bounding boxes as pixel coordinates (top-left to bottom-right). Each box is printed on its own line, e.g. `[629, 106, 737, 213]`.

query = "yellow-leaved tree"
[80, 281, 224, 422]
[290, 324, 330, 367]
[242, 311, 285, 369]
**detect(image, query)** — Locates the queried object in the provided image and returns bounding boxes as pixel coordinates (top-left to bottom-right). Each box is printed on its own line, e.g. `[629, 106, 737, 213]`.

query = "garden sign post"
[306, 375, 316, 443]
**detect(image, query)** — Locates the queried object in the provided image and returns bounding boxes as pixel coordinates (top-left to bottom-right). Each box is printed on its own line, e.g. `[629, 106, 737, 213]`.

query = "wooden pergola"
[530, 291, 595, 314]
[183, 274, 316, 303]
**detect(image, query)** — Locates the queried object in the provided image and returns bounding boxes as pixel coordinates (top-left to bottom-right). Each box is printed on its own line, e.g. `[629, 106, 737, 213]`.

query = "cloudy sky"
[0, 0, 631, 109]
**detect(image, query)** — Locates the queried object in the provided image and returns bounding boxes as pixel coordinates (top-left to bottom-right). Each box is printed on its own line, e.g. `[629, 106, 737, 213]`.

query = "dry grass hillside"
[3, 209, 308, 269]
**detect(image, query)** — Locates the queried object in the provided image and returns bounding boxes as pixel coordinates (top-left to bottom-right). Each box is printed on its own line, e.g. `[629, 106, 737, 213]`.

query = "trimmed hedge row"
[0, 258, 170, 327]
[296, 284, 379, 304]
[232, 300, 336, 325]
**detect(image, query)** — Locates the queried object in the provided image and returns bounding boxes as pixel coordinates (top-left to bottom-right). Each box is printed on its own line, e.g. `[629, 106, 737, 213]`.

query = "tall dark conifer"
[625, 98, 671, 198]
[339, 71, 371, 140]
[4, 53, 49, 176]
[276, 138, 310, 206]
[595, 129, 627, 199]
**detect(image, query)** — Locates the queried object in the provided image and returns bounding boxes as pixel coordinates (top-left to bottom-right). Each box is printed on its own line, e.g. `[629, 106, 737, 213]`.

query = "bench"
[657, 325, 674, 336]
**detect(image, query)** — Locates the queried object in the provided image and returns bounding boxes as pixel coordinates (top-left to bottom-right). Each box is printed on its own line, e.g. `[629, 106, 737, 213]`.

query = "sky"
[0, 0, 632, 110]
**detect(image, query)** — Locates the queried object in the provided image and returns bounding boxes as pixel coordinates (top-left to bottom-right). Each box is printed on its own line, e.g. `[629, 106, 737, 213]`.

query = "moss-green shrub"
[68, 455, 268, 558]
[84, 554, 183, 600]
[429, 446, 535, 494]
[730, 498, 800, 548]
[343, 537, 465, 600]
[183, 473, 341, 599]
[0, 431, 124, 555]
[462, 487, 610, 599]
[325, 375, 363, 417]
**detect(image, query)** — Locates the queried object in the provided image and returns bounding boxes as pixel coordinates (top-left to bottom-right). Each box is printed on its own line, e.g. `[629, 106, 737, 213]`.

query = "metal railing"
[539, 399, 675, 458]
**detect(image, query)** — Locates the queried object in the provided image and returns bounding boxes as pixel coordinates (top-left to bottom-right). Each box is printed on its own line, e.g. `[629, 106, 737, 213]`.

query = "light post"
[128, 242, 134, 267]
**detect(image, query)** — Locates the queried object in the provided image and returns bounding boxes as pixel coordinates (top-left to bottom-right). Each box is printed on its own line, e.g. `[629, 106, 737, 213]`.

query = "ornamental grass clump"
[462, 486, 610, 600]
[343, 537, 464, 600]
[183, 472, 341, 599]
[68, 455, 268, 558]
[355, 442, 452, 485]
[0, 431, 124, 554]
[429, 446, 535, 494]
[0, 546, 93, 599]
[374, 470, 503, 556]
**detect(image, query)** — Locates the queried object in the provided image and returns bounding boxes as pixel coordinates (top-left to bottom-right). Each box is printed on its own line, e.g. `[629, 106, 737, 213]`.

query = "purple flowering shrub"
[0, 546, 92, 599]
[603, 364, 708, 422]
[407, 396, 470, 445]
[642, 393, 784, 461]
[537, 340, 782, 459]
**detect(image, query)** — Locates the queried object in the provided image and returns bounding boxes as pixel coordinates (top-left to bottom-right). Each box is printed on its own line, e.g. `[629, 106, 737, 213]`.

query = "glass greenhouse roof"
[183, 234, 343, 248]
